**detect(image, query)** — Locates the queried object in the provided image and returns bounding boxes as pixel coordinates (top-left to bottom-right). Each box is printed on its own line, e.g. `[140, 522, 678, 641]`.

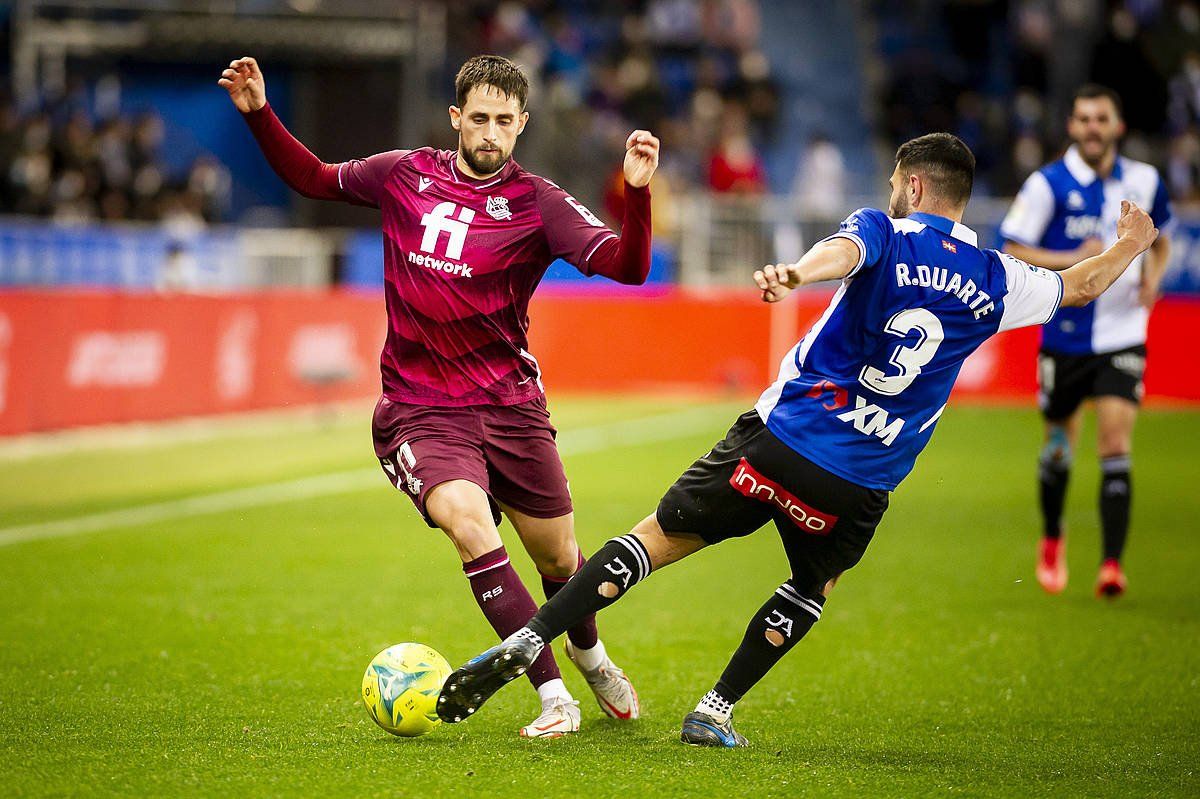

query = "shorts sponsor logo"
[1111, 352, 1145, 377]
[729, 457, 838, 533]
[67, 330, 165, 388]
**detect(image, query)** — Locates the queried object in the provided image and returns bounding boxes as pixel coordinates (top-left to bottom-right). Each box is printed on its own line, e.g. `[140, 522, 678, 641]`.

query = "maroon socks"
[462, 546, 561, 688]
[540, 550, 600, 650]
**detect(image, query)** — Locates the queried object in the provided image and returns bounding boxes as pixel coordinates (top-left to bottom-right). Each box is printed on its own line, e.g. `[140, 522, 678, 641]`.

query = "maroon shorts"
[371, 395, 573, 526]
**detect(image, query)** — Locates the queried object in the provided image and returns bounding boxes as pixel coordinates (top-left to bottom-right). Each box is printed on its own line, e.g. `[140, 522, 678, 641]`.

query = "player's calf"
[685, 579, 825, 741]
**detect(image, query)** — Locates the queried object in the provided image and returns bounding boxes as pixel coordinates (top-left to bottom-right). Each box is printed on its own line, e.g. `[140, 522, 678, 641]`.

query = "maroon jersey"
[242, 105, 651, 407]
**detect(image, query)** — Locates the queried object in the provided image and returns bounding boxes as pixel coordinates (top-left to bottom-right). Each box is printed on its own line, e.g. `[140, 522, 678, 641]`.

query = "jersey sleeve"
[823, 207, 891, 276]
[336, 151, 408, 208]
[1000, 171, 1055, 247]
[997, 252, 1064, 332]
[534, 178, 619, 272]
[1150, 172, 1174, 233]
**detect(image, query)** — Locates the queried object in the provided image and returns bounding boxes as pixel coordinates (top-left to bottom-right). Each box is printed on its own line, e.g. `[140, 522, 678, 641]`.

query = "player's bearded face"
[1068, 97, 1124, 165]
[452, 86, 528, 177]
[887, 165, 912, 218]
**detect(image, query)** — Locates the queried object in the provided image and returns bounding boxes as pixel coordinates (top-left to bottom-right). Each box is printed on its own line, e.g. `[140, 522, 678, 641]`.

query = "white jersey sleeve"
[999, 171, 1055, 247]
[997, 252, 1064, 332]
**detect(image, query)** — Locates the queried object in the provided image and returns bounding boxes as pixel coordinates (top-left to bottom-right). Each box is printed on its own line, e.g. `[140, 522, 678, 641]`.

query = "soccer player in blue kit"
[436, 133, 1161, 747]
[1000, 85, 1173, 598]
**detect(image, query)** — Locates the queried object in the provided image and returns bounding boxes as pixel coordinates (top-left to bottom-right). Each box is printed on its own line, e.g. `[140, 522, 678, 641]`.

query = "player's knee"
[535, 545, 580, 579]
[1040, 427, 1073, 470]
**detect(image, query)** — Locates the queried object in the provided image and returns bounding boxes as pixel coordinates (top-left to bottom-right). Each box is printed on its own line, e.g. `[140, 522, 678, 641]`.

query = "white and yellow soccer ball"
[361, 643, 452, 737]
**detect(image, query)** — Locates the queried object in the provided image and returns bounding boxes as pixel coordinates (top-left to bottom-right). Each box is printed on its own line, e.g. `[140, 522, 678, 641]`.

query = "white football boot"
[565, 639, 641, 720]
[518, 697, 581, 739]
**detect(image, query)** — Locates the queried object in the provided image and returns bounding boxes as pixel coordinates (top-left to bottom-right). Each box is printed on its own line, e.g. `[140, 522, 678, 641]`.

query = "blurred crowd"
[0, 88, 230, 227]
[878, 0, 1200, 205]
[441, 0, 780, 224]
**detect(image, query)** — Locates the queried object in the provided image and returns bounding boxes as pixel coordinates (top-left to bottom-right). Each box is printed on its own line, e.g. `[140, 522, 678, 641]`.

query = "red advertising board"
[0, 289, 1195, 436]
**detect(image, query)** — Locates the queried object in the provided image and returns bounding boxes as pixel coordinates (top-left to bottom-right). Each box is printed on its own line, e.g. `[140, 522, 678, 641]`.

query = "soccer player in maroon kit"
[219, 54, 659, 737]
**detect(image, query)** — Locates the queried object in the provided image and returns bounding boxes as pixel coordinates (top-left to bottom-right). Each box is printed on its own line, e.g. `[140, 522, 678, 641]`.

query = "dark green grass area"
[0, 397, 1196, 797]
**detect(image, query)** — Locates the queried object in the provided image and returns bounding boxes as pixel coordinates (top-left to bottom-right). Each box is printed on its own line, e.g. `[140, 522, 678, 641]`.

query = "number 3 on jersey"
[858, 308, 944, 396]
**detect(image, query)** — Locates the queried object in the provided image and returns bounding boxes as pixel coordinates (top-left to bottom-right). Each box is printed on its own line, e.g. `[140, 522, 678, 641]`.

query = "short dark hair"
[455, 55, 529, 110]
[1071, 83, 1123, 118]
[894, 132, 976, 207]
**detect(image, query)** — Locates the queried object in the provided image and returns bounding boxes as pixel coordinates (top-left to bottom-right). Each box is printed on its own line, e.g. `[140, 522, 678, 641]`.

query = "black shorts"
[1038, 345, 1146, 421]
[656, 410, 890, 596]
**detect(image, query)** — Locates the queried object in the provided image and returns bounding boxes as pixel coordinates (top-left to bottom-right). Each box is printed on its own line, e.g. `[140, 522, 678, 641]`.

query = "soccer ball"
[361, 643, 452, 737]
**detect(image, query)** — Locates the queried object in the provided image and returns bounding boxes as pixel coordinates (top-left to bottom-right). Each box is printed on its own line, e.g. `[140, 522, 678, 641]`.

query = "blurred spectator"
[707, 105, 766, 194]
[792, 133, 846, 216]
[0, 75, 229, 225]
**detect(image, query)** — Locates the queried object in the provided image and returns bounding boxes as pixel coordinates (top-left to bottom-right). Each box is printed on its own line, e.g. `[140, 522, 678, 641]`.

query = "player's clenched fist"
[623, 130, 660, 188]
[754, 263, 799, 303]
[1115, 200, 1158, 254]
[218, 57, 267, 113]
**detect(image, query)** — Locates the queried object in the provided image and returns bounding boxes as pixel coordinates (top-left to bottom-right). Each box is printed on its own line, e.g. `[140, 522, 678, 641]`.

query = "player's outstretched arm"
[1059, 200, 1158, 307]
[1004, 238, 1105, 271]
[576, 130, 661, 285]
[218, 56, 343, 201]
[753, 238, 860, 302]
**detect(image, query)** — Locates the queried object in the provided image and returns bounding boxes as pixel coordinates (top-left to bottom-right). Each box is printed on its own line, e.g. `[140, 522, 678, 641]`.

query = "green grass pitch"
[0, 396, 1196, 797]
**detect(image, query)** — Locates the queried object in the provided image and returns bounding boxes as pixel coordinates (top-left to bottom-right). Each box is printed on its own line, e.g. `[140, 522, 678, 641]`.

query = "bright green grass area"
[0, 396, 1196, 797]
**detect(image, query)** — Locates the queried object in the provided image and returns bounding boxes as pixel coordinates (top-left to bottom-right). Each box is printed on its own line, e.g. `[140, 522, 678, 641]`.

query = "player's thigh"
[655, 410, 777, 548]
[480, 399, 574, 520]
[1039, 350, 1091, 424]
[371, 396, 500, 553]
[753, 437, 890, 596]
[425, 480, 504, 561]
[1093, 346, 1145, 456]
[502, 505, 578, 577]
[1094, 396, 1138, 457]
[630, 513, 709, 570]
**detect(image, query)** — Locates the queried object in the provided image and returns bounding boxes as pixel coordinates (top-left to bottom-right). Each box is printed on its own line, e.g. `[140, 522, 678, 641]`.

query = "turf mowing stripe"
[0, 404, 735, 548]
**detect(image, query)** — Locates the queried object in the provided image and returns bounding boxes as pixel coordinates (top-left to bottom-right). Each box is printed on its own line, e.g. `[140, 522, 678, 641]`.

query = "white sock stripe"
[774, 586, 822, 620]
[464, 557, 510, 578]
[796, 597, 823, 620]
[1101, 456, 1132, 473]
[614, 535, 650, 580]
[621, 534, 651, 578]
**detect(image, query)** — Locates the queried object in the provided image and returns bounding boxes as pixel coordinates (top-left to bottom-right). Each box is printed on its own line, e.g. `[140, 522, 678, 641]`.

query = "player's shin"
[1039, 431, 1072, 540]
[540, 550, 600, 653]
[523, 535, 652, 645]
[463, 546, 562, 689]
[697, 580, 824, 722]
[1099, 455, 1132, 561]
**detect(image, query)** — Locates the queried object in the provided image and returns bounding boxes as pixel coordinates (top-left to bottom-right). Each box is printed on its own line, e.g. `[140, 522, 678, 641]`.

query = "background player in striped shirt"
[220, 54, 659, 737]
[1001, 85, 1173, 598]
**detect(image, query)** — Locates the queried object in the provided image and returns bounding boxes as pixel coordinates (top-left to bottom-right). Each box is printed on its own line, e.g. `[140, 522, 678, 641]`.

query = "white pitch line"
[0, 403, 739, 549]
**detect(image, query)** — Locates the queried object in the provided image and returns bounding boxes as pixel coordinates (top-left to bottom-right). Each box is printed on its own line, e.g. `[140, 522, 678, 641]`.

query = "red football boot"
[1096, 558, 1127, 599]
[1036, 536, 1068, 594]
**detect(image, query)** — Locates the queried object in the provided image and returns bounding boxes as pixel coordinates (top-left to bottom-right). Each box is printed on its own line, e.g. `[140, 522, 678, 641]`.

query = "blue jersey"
[1000, 146, 1172, 355]
[756, 209, 1064, 491]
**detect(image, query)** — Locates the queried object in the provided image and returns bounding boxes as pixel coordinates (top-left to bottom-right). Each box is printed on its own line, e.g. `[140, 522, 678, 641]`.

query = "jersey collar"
[1064, 144, 1124, 185]
[448, 151, 520, 191]
[907, 212, 978, 247]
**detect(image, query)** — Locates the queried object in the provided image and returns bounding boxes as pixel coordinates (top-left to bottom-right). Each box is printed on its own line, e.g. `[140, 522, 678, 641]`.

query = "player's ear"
[909, 173, 922, 208]
[516, 111, 529, 136]
[449, 105, 462, 132]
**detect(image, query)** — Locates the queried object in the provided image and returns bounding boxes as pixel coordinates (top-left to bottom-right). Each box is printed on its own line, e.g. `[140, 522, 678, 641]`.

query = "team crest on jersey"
[1067, 190, 1085, 210]
[486, 195, 512, 221]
